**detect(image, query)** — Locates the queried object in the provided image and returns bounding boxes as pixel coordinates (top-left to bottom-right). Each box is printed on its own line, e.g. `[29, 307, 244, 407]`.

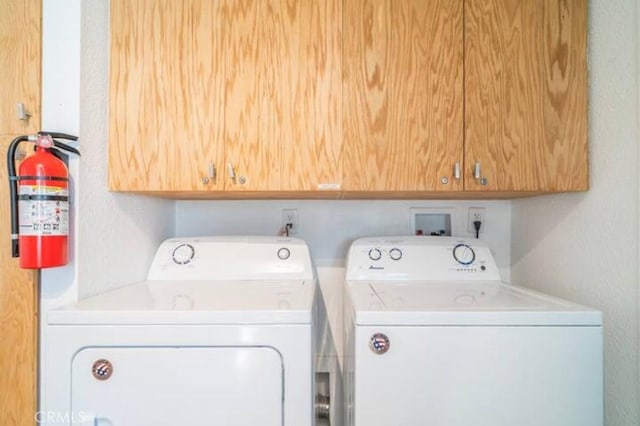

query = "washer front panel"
[351, 325, 603, 426]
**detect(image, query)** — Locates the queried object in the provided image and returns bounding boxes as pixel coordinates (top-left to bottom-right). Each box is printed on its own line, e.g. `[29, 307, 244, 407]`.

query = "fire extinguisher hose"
[7, 135, 30, 257]
[6, 132, 79, 258]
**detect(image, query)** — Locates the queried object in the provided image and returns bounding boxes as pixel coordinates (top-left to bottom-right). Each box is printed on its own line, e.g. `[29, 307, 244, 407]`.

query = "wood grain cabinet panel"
[110, 0, 341, 194]
[0, 0, 41, 134]
[465, 0, 588, 192]
[109, 0, 225, 191]
[0, 0, 40, 422]
[264, 0, 342, 192]
[342, 0, 463, 192]
[223, 0, 341, 192]
[0, 135, 38, 426]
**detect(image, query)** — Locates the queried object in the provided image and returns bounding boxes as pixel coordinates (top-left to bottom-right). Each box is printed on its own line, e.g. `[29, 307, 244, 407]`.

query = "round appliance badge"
[92, 359, 113, 381]
[369, 333, 390, 354]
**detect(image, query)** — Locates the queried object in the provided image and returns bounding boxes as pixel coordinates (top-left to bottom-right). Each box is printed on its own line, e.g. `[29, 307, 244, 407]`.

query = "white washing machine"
[344, 236, 603, 426]
[44, 236, 319, 426]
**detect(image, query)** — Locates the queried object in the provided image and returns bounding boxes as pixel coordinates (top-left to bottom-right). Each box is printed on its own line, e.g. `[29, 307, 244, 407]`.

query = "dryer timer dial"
[172, 243, 195, 265]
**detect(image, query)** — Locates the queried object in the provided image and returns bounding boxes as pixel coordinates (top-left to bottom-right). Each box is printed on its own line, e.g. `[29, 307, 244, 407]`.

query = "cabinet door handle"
[474, 162, 482, 180]
[208, 163, 216, 180]
[454, 162, 461, 180]
[227, 162, 236, 183]
[16, 103, 31, 120]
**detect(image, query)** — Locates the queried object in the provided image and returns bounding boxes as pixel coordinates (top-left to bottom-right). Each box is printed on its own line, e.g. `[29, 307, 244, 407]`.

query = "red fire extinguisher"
[7, 132, 80, 269]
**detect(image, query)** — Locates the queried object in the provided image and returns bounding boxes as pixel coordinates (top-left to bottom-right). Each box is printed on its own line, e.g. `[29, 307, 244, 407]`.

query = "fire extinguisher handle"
[38, 131, 78, 141]
[52, 140, 81, 157]
[37, 131, 80, 156]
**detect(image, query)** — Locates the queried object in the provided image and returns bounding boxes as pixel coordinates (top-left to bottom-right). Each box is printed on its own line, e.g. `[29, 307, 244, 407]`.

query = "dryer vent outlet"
[315, 372, 330, 425]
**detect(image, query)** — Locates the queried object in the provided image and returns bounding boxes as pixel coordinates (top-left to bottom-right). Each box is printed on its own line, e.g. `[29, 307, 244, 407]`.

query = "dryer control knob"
[277, 247, 291, 260]
[368, 248, 382, 261]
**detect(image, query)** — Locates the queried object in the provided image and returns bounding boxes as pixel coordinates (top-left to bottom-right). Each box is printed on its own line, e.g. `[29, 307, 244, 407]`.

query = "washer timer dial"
[368, 248, 382, 261]
[172, 243, 195, 265]
[452, 243, 475, 265]
[389, 248, 402, 261]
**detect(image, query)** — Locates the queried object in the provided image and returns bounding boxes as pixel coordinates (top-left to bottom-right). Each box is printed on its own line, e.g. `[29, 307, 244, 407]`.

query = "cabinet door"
[224, 0, 342, 192]
[109, 0, 225, 192]
[222, 0, 266, 191]
[0, 135, 38, 426]
[0, 0, 41, 134]
[342, 0, 463, 192]
[465, 0, 588, 192]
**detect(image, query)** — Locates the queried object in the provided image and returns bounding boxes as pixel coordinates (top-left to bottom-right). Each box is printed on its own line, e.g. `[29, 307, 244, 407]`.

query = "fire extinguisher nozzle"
[11, 239, 19, 258]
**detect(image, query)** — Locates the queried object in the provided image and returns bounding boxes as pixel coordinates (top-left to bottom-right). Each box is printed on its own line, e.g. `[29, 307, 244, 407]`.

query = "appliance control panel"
[346, 236, 501, 281]
[147, 236, 313, 281]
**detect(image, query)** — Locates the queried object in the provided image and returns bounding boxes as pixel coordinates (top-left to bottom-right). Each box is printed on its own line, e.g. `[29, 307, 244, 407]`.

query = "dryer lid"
[48, 280, 315, 325]
[348, 281, 602, 326]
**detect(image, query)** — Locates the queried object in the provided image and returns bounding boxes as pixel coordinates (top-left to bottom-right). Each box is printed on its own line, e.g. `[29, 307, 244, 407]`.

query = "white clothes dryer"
[344, 236, 603, 426]
[44, 236, 319, 426]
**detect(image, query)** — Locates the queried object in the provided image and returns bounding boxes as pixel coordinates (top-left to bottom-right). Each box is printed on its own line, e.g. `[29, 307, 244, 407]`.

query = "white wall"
[41, 0, 175, 304]
[176, 200, 512, 278]
[511, 1, 639, 425]
[76, 0, 174, 298]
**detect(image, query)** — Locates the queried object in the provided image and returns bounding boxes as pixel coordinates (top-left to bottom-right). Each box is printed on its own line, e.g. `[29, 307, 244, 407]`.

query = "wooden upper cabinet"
[465, 0, 588, 192]
[342, 0, 464, 192]
[0, 0, 41, 134]
[109, 0, 225, 192]
[109, 0, 587, 197]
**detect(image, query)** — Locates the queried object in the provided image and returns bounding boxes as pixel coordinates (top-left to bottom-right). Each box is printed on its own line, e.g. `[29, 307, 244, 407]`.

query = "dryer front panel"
[71, 347, 283, 426]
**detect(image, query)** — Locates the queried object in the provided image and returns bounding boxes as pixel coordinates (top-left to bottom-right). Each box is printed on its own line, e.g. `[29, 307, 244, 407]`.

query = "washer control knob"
[368, 248, 382, 261]
[172, 243, 195, 265]
[277, 247, 291, 260]
[452, 243, 476, 266]
[389, 248, 402, 261]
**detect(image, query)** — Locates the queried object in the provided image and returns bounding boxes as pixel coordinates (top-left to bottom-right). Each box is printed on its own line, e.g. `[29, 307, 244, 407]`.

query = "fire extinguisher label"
[18, 186, 69, 236]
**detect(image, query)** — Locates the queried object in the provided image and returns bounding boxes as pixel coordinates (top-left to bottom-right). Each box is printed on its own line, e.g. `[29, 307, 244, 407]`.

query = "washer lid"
[348, 281, 602, 326]
[48, 280, 315, 325]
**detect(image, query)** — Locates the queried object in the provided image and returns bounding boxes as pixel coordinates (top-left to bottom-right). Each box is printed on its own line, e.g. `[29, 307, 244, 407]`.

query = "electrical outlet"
[282, 209, 299, 234]
[467, 207, 485, 234]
